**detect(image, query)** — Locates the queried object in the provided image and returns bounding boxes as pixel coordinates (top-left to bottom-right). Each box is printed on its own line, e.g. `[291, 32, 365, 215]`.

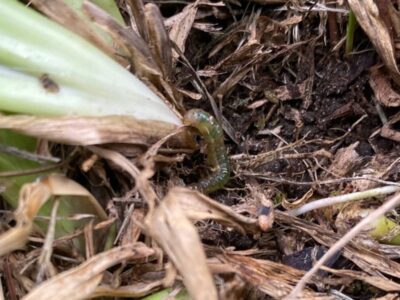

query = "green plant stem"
[345, 10, 357, 55]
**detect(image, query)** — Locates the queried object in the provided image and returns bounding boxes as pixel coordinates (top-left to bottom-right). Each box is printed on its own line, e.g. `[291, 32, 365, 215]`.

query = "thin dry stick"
[243, 172, 400, 187]
[0, 144, 60, 163]
[0, 162, 64, 178]
[289, 185, 400, 216]
[286, 191, 400, 299]
[36, 198, 60, 282]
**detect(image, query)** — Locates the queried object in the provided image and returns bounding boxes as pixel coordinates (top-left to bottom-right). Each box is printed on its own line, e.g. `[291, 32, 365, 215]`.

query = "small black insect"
[39, 74, 59, 93]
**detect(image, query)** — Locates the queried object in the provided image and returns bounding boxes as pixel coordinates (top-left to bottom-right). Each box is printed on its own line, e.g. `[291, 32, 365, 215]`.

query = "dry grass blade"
[144, 188, 218, 300]
[22, 243, 154, 300]
[348, 0, 400, 84]
[0, 174, 107, 257]
[0, 114, 190, 148]
[126, 0, 148, 41]
[321, 267, 400, 292]
[168, 187, 260, 233]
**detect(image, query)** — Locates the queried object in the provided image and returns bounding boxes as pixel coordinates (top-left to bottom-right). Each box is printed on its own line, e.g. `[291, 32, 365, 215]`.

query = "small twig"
[28, 218, 116, 247]
[241, 172, 400, 187]
[35, 213, 95, 222]
[0, 162, 64, 178]
[289, 185, 400, 216]
[286, 191, 400, 299]
[36, 198, 60, 282]
[114, 203, 135, 245]
[0, 144, 60, 163]
[2, 258, 17, 300]
[372, 96, 388, 124]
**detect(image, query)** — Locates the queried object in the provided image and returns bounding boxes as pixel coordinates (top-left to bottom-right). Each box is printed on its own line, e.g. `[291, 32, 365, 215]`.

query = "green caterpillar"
[183, 109, 230, 193]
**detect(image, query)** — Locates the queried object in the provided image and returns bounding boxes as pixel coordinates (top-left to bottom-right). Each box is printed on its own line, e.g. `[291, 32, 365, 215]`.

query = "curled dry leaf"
[348, 0, 400, 84]
[144, 187, 261, 300]
[370, 67, 400, 107]
[0, 114, 191, 148]
[0, 174, 107, 257]
[23, 243, 154, 300]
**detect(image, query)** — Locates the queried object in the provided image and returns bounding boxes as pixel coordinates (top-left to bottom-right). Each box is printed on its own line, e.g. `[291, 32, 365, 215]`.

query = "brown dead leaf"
[168, 0, 199, 60]
[0, 174, 107, 257]
[348, 0, 400, 84]
[23, 243, 154, 300]
[370, 67, 400, 107]
[327, 142, 362, 178]
[0, 114, 191, 148]
[271, 81, 308, 102]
